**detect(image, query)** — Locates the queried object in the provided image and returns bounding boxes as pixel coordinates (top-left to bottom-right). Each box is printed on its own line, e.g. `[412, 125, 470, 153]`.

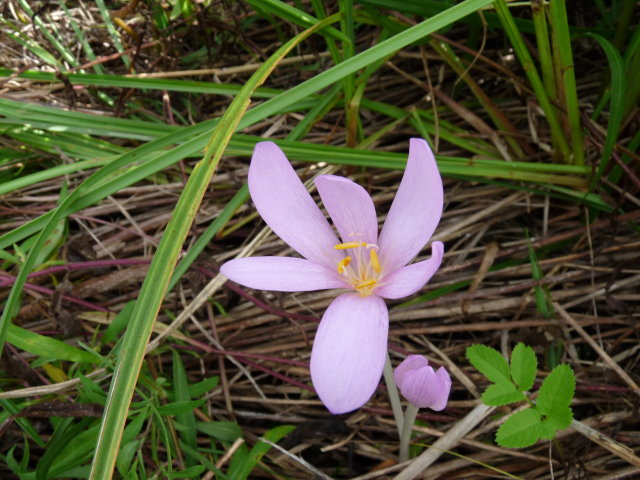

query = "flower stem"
[399, 404, 419, 463]
[383, 353, 404, 434]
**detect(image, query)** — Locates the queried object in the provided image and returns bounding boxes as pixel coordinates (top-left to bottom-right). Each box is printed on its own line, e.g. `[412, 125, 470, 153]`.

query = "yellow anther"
[355, 279, 377, 289]
[337, 256, 351, 274]
[369, 248, 381, 273]
[334, 242, 367, 250]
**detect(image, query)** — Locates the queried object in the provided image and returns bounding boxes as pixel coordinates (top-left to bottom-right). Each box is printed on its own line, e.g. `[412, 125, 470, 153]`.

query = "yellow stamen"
[369, 248, 381, 273]
[355, 279, 377, 289]
[337, 256, 351, 274]
[334, 242, 366, 250]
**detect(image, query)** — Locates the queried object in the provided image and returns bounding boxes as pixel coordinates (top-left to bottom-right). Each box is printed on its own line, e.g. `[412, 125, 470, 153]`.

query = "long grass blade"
[87, 15, 341, 480]
[585, 34, 626, 190]
[549, 0, 584, 165]
[493, 0, 571, 161]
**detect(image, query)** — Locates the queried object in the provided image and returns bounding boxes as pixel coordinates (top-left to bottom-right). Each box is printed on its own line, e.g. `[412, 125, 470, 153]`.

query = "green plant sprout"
[466, 343, 575, 448]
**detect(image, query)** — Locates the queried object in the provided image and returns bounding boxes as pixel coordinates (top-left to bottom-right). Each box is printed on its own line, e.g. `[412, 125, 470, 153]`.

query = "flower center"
[334, 241, 382, 296]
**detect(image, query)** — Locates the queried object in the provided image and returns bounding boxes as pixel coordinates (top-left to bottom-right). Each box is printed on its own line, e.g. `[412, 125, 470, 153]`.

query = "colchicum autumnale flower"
[221, 139, 444, 414]
[394, 355, 452, 410]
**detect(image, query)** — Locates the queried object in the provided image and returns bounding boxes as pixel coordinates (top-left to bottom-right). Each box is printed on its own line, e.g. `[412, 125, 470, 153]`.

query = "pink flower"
[221, 139, 444, 414]
[394, 355, 451, 410]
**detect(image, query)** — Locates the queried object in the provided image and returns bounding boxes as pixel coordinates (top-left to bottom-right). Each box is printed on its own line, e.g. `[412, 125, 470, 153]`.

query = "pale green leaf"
[102, 301, 135, 345]
[115, 439, 140, 478]
[156, 400, 205, 416]
[481, 381, 526, 406]
[585, 33, 626, 188]
[510, 343, 537, 391]
[172, 351, 197, 456]
[196, 421, 243, 443]
[466, 344, 511, 383]
[122, 410, 147, 445]
[536, 364, 575, 416]
[173, 465, 206, 478]
[496, 408, 541, 448]
[227, 425, 295, 479]
[187, 376, 219, 398]
[7, 324, 97, 363]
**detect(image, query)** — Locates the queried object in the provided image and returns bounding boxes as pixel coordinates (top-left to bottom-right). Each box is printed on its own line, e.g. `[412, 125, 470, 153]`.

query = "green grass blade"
[0, 399, 45, 448]
[0, 68, 283, 98]
[585, 33, 626, 190]
[0, 26, 58, 67]
[171, 351, 197, 461]
[0, 130, 591, 255]
[613, 0, 636, 50]
[429, 39, 527, 159]
[549, 0, 584, 165]
[622, 26, 640, 118]
[339, 0, 359, 146]
[16, 0, 77, 67]
[0, 0, 585, 265]
[531, 0, 556, 110]
[243, 0, 495, 126]
[0, 124, 215, 355]
[493, 0, 571, 161]
[527, 238, 551, 317]
[310, 0, 343, 63]
[168, 184, 249, 291]
[248, 0, 348, 42]
[88, 15, 341, 480]
[288, 83, 342, 140]
[94, 0, 130, 69]
[6, 323, 97, 363]
[61, 2, 108, 80]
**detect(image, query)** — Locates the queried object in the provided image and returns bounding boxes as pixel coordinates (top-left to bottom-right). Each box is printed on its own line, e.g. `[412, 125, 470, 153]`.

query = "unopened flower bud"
[394, 355, 451, 410]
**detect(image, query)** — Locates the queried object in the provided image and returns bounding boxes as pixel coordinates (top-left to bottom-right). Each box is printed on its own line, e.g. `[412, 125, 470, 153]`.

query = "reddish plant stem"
[24, 259, 150, 279]
[0, 273, 109, 312]
[5, 342, 51, 387]
[240, 357, 314, 392]
[172, 342, 308, 368]
[199, 266, 320, 323]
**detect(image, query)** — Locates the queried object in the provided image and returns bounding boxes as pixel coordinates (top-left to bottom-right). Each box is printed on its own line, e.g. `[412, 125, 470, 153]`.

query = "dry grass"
[1, 1, 639, 479]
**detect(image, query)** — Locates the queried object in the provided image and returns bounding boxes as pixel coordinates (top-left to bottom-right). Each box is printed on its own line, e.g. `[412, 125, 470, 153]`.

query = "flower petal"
[393, 355, 429, 386]
[378, 139, 443, 271]
[400, 365, 451, 410]
[375, 241, 444, 299]
[310, 293, 388, 414]
[315, 175, 378, 245]
[400, 366, 439, 408]
[249, 142, 341, 267]
[221, 257, 347, 292]
[431, 367, 453, 411]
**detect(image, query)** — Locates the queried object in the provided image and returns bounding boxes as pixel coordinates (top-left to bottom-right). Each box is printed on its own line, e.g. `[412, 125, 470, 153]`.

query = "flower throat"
[334, 241, 382, 296]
